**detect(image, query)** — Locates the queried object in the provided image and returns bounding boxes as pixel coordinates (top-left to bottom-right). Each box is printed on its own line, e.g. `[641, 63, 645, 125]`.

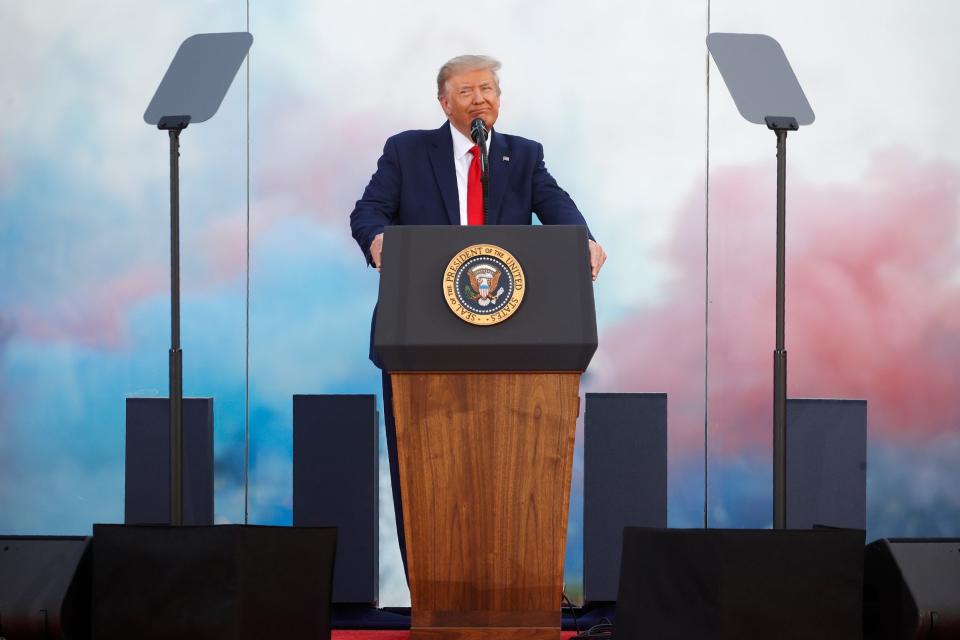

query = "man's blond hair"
[436, 54, 502, 98]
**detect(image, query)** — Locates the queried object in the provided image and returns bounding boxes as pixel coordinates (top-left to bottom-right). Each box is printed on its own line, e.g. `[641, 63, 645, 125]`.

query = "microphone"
[470, 117, 487, 144]
[470, 118, 489, 174]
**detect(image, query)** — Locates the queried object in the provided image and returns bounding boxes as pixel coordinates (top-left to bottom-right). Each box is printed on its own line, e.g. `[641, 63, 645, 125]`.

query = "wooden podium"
[375, 226, 597, 640]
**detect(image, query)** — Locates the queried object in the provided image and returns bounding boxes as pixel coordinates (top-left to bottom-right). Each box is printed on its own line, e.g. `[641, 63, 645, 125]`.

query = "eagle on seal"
[467, 266, 502, 306]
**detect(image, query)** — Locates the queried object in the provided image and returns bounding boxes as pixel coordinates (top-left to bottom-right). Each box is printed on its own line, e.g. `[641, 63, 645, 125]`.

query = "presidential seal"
[443, 244, 525, 325]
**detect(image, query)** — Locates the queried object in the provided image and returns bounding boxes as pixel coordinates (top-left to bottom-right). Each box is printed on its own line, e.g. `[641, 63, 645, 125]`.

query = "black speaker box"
[615, 527, 865, 640]
[583, 392, 667, 603]
[293, 394, 378, 604]
[0, 536, 91, 640]
[125, 397, 214, 525]
[786, 398, 867, 530]
[864, 538, 960, 640]
[92, 524, 336, 640]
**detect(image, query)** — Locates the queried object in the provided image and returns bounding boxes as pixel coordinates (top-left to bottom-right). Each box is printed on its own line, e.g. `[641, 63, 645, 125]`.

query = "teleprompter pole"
[707, 33, 814, 531]
[144, 33, 252, 526]
[766, 115, 797, 530]
[160, 115, 190, 526]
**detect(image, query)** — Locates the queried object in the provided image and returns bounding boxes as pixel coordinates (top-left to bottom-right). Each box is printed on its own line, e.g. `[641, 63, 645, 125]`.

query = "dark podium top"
[374, 225, 597, 371]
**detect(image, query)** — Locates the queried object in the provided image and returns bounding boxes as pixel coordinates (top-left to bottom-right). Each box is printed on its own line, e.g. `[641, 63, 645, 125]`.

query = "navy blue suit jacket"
[350, 121, 593, 367]
[350, 121, 592, 266]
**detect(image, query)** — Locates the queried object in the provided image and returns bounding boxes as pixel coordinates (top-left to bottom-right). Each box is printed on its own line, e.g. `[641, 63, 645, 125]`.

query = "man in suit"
[349, 54, 606, 575]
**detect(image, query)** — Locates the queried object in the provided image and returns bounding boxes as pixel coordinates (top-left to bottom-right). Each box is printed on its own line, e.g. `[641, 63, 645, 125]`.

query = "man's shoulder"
[385, 125, 445, 148]
[493, 130, 542, 153]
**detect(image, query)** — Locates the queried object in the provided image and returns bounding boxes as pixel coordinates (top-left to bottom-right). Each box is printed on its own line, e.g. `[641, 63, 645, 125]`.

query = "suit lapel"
[487, 131, 509, 225]
[428, 122, 460, 226]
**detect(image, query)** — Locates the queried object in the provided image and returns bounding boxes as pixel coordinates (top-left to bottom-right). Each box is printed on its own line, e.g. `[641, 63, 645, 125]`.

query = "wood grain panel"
[411, 627, 560, 640]
[392, 372, 580, 639]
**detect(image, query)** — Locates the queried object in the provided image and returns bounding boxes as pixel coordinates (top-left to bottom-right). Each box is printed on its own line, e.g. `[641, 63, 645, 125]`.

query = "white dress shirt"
[450, 124, 493, 225]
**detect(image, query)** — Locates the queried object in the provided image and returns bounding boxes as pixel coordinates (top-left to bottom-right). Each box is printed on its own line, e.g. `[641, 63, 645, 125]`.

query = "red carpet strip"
[331, 632, 580, 640]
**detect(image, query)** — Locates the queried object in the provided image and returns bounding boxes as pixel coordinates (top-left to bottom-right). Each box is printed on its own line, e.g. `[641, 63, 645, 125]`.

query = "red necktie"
[467, 145, 484, 225]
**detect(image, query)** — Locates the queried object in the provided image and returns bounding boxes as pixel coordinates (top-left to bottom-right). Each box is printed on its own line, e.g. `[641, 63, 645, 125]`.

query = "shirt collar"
[450, 122, 493, 159]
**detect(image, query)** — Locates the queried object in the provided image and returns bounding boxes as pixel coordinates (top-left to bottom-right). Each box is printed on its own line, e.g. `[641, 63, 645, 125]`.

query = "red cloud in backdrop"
[596, 151, 960, 456]
[10, 264, 167, 349]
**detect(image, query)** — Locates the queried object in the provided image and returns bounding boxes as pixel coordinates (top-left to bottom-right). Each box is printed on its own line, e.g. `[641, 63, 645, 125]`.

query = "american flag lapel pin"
[502, 155, 510, 162]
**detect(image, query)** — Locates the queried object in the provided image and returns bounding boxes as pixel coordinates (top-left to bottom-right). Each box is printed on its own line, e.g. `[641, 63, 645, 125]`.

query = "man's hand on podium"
[370, 233, 384, 272]
[589, 239, 607, 281]
[373, 232, 605, 279]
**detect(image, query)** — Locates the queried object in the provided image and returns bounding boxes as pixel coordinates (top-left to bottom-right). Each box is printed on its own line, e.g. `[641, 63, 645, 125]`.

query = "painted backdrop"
[1, 0, 958, 604]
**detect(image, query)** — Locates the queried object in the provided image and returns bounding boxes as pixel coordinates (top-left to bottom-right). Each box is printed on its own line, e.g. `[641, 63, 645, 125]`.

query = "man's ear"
[438, 95, 452, 116]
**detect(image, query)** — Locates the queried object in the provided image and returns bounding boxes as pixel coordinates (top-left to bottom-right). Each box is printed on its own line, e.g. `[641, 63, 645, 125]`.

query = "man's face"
[439, 68, 501, 139]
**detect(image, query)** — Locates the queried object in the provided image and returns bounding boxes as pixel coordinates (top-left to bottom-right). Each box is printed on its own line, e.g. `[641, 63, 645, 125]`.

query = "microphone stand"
[479, 135, 489, 225]
[472, 119, 490, 224]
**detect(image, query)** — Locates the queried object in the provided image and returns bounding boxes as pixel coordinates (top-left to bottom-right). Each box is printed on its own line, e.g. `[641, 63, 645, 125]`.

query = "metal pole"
[482, 172, 489, 225]
[169, 128, 184, 526]
[480, 138, 490, 225]
[773, 128, 788, 529]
